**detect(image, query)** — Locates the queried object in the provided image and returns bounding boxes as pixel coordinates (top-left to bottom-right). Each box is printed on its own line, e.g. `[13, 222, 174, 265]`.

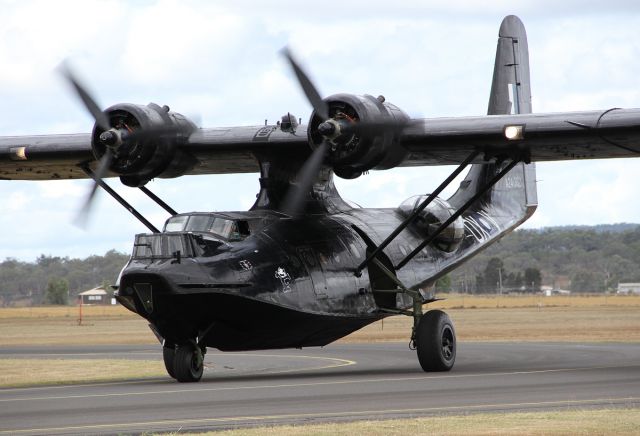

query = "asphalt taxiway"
[1, 342, 639, 435]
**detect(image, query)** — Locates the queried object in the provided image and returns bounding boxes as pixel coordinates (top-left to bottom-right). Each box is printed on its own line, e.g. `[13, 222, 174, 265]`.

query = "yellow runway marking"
[2, 396, 638, 435]
[0, 352, 355, 399]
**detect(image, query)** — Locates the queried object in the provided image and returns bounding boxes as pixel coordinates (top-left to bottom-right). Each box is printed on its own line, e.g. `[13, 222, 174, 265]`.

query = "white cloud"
[2, 2, 640, 260]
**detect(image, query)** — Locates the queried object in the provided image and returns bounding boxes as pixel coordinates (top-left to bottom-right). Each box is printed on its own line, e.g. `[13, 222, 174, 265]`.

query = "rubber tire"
[162, 345, 176, 379]
[416, 309, 456, 372]
[174, 344, 204, 382]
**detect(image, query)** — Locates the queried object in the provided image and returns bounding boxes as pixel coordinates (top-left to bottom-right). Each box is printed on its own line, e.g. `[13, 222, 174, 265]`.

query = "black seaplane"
[2, 16, 640, 382]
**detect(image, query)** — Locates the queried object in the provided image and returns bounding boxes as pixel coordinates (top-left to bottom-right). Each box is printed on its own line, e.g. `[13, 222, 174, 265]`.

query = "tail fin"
[487, 15, 532, 116]
[440, 16, 537, 274]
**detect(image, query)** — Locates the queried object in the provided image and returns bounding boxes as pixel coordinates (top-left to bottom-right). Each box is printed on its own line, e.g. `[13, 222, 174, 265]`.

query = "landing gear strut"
[365, 256, 457, 372]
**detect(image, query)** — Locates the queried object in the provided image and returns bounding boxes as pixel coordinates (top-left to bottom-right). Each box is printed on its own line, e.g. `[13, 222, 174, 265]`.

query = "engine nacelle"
[308, 94, 409, 179]
[91, 103, 197, 187]
[398, 195, 465, 253]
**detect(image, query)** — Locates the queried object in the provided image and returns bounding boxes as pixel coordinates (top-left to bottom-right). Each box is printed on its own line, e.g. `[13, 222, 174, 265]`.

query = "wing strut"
[395, 157, 522, 270]
[354, 149, 480, 277]
[139, 186, 178, 216]
[80, 166, 160, 233]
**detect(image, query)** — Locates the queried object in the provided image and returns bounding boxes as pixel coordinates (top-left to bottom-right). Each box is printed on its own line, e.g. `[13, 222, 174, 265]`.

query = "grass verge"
[188, 408, 640, 436]
[0, 359, 165, 388]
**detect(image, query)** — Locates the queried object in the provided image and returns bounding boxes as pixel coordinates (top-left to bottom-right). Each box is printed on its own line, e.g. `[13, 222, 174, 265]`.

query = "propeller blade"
[282, 142, 329, 217]
[281, 47, 329, 121]
[59, 63, 111, 131]
[75, 150, 113, 227]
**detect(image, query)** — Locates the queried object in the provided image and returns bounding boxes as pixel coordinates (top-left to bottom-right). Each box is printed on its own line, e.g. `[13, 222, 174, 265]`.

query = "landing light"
[10, 146, 27, 161]
[504, 125, 525, 140]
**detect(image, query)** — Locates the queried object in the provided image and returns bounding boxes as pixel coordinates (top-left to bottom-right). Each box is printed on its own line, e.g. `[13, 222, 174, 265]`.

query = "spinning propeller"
[60, 64, 191, 226]
[280, 48, 408, 217]
[280, 48, 330, 217]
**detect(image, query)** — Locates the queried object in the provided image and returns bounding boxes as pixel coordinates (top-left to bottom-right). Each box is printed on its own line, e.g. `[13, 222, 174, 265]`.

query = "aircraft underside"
[118, 289, 382, 351]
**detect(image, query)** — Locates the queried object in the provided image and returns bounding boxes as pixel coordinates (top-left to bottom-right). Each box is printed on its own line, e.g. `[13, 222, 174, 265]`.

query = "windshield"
[165, 216, 188, 232]
[164, 214, 250, 241]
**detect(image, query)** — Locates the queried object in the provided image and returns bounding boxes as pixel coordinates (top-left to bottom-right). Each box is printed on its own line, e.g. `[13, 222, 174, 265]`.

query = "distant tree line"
[449, 223, 640, 293]
[0, 250, 130, 306]
[2, 224, 639, 305]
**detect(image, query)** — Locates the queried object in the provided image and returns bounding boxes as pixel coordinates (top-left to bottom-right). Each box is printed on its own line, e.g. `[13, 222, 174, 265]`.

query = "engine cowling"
[307, 94, 409, 179]
[91, 103, 197, 187]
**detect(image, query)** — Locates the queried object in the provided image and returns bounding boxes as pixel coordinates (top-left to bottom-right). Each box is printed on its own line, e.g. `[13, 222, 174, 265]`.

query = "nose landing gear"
[163, 340, 206, 382]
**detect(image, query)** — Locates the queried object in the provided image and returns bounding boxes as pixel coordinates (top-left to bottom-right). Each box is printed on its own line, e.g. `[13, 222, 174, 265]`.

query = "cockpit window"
[208, 218, 250, 241]
[209, 218, 236, 239]
[185, 215, 213, 232]
[165, 216, 188, 232]
[163, 214, 251, 241]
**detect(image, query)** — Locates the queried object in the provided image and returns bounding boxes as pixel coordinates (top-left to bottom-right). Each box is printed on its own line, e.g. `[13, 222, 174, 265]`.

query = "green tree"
[483, 257, 503, 293]
[570, 269, 604, 293]
[523, 267, 541, 292]
[44, 278, 69, 305]
[435, 274, 452, 293]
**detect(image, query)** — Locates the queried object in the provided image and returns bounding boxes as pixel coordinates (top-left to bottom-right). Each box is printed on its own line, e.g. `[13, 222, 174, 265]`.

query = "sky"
[1, 0, 640, 261]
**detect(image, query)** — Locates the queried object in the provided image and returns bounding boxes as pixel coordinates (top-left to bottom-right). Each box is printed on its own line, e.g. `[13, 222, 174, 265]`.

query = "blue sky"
[1, 0, 640, 261]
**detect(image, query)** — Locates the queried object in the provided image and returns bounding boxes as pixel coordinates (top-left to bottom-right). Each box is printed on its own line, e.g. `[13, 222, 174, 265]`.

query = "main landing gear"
[413, 309, 456, 371]
[364, 255, 457, 372]
[163, 341, 206, 382]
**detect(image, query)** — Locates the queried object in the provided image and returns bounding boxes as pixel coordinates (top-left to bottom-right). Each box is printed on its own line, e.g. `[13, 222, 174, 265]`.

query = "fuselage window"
[166, 235, 185, 255]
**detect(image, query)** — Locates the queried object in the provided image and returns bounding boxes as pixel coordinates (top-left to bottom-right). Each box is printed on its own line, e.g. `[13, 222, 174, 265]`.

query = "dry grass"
[0, 305, 135, 319]
[0, 359, 165, 388]
[0, 305, 154, 346]
[0, 295, 639, 347]
[183, 408, 640, 436]
[344, 306, 640, 343]
[432, 293, 640, 309]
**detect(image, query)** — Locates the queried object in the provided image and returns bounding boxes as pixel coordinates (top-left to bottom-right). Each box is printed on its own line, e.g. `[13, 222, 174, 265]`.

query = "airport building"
[77, 287, 114, 305]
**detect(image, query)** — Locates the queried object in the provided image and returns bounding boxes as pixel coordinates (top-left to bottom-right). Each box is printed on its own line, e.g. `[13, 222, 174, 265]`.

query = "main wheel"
[416, 309, 456, 371]
[174, 343, 204, 382]
[162, 344, 176, 379]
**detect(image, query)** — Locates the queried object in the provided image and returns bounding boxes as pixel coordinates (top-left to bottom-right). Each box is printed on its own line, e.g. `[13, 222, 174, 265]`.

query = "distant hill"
[533, 223, 639, 234]
[450, 223, 640, 293]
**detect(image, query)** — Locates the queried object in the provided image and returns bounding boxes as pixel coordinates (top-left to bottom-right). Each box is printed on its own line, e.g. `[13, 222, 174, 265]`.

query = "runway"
[1, 342, 639, 435]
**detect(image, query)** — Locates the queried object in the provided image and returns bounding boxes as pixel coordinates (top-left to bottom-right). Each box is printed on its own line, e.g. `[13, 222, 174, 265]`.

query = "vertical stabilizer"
[439, 16, 538, 278]
[488, 15, 532, 116]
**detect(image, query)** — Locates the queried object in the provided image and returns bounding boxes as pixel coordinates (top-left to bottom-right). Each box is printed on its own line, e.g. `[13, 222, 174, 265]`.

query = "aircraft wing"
[0, 126, 307, 180]
[398, 108, 640, 166]
[2, 109, 640, 181]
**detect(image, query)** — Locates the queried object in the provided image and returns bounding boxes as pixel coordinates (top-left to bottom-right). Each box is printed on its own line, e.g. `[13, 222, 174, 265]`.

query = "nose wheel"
[162, 344, 177, 379]
[163, 340, 205, 382]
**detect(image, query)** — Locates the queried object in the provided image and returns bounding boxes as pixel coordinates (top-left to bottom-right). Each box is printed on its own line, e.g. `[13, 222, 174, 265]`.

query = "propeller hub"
[99, 130, 120, 148]
[318, 121, 335, 136]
